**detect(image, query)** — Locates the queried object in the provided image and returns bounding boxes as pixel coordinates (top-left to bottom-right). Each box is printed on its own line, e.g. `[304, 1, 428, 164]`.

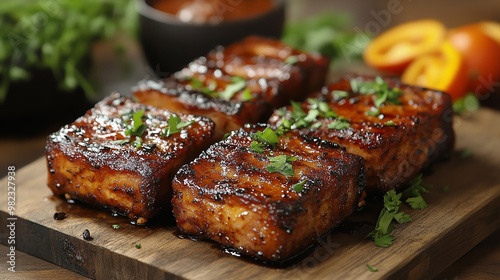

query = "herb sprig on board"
[368, 174, 430, 247]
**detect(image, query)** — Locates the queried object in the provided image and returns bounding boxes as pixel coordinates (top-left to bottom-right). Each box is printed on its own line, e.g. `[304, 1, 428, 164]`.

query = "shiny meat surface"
[268, 75, 455, 192]
[46, 93, 215, 224]
[172, 125, 365, 262]
[133, 36, 329, 139]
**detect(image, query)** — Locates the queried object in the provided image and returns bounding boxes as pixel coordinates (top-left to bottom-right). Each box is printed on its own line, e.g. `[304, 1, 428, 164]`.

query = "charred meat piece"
[46, 93, 215, 224]
[133, 68, 273, 140]
[172, 125, 365, 263]
[268, 75, 455, 192]
[206, 36, 330, 106]
[133, 36, 329, 139]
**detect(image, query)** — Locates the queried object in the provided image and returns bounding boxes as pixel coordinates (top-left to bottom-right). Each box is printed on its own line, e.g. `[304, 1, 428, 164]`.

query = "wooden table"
[1, 1, 500, 279]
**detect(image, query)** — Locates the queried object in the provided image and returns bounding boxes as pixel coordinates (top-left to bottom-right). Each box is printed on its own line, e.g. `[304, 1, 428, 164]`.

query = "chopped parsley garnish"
[332, 90, 349, 100]
[251, 127, 279, 145]
[327, 117, 350, 130]
[285, 55, 299, 65]
[114, 110, 148, 148]
[404, 174, 429, 210]
[453, 93, 479, 115]
[266, 155, 297, 177]
[281, 98, 348, 130]
[162, 114, 194, 137]
[219, 76, 247, 101]
[367, 264, 378, 272]
[384, 120, 395, 126]
[291, 180, 306, 192]
[125, 110, 147, 137]
[112, 224, 120, 229]
[368, 174, 430, 247]
[367, 190, 411, 248]
[350, 77, 402, 116]
[189, 75, 251, 101]
[249, 141, 266, 153]
[135, 243, 141, 249]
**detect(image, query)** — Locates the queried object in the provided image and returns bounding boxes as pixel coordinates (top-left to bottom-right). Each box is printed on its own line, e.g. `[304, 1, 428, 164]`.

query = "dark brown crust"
[133, 36, 329, 140]
[172, 125, 365, 262]
[46, 93, 215, 223]
[268, 75, 455, 192]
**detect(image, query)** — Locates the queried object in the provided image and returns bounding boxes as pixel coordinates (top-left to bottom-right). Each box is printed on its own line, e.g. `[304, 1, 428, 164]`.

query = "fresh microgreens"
[350, 77, 402, 116]
[162, 114, 194, 137]
[404, 174, 429, 210]
[367, 190, 411, 248]
[266, 155, 297, 177]
[291, 180, 306, 192]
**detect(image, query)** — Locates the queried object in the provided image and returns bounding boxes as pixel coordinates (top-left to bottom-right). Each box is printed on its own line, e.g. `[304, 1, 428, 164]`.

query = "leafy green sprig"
[350, 77, 403, 117]
[189, 76, 252, 101]
[368, 174, 430, 247]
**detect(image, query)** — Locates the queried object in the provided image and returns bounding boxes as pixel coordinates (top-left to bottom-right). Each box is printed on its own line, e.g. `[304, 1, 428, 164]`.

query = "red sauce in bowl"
[151, 0, 274, 24]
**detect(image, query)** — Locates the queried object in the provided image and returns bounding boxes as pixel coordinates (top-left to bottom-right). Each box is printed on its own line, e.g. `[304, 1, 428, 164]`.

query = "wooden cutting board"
[1, 108, 500, 280]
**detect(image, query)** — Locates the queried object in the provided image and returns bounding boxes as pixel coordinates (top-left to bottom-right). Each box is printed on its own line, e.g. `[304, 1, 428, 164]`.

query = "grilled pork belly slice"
[133, 68, 273, 140]
[133, 36, 329, 140]
[268, 75, 455, 192]
[172, 125, 365, 262]
[46, 93, 215, 224]
[205, 36, 330, 106]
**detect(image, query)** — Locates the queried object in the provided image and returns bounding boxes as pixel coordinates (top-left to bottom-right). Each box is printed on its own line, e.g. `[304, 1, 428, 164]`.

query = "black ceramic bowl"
[138, 0, 286, 76]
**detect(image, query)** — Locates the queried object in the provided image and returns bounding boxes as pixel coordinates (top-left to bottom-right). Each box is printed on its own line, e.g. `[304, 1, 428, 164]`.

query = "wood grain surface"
[1, 108, 500, 280]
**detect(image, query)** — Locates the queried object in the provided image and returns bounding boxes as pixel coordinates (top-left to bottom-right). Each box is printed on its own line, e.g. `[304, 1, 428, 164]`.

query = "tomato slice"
[448, 25, 500, 95]
[473, 21, 500, 45]
[402, 41, 468, 101]
[364, 19, 446, 74]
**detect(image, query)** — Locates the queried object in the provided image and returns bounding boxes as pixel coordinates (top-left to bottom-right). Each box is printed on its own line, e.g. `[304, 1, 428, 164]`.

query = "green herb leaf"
[350, 77, 402, 113]
[125, 110, 147, 137]
[163, 115, 194, 137]
[406, 196, 427, 210]
[292, 181, 306, 192]
[453, 93, 480, 115]
[404, 174, 429, 210]
[384, 120, 395, 127]
[220, 76, 247, 101]
[112, 224, 120, 229]
[249, 141, 266, 153]
[285, 55, 299, 65]
[327, 117, 350, 130]
[251, 127, 279, 146]
[266, 155, 297, 177]
[135, 243, 141, 249]
[332, 90, 349, 100]
[367, 264, 378, 272]
[368, 189, 411, 247]
[241, 88, 253, 101]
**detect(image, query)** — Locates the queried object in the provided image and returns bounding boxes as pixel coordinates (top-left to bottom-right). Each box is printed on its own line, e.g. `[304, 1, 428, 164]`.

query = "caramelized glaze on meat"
[172, 125, 365, 262]
[268, 75, 455, 192]
[46, 93, 215, 224]
[133, 36, 329, 139]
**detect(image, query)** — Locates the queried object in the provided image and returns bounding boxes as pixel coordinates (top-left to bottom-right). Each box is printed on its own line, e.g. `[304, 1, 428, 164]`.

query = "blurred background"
[0, 0, 499, 278]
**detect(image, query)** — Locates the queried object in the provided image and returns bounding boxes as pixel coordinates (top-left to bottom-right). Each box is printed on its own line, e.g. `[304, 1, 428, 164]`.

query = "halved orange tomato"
[364, 19, 446, 74]
[448, 25, 500, 95]
[472, 21, 500, 45]
[402, 41, 468, 101]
